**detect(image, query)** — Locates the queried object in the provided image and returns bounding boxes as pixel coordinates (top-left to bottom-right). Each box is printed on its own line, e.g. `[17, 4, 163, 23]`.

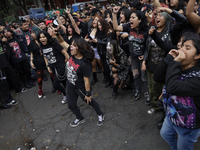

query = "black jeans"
[12, 59, 32, 85]
[50, 64, 66, 95]
[99, 54, 111, 82]
[0, 64, 22, 104]
[67, 86, 102, 120]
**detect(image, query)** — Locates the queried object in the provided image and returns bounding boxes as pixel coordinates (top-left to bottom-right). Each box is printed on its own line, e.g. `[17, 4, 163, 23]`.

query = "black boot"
[105, 80, 112, 88]
[102, 71, 107, 84]
[90, 72, 98, 85]
[112, 86, 118, 99]
[157, 111, 165, 129]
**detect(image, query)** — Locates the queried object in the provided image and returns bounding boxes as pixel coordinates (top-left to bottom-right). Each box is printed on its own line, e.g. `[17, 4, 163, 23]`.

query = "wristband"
[46, 65, 49, 67]
[86, 91, 91, 97]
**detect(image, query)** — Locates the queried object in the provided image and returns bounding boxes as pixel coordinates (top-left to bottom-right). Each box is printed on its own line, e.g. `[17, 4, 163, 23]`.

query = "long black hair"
[37, 30, 54, 45]
[72, 38, 94, 63]
[132, 10, 148, 31]
[108, 40, 121, 63]
[120, 8, 132, 23]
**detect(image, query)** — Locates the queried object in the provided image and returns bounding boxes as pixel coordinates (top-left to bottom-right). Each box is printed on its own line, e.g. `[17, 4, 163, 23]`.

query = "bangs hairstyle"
[3, 27, 13, 35]
[31, 27, 41, 37]
[120, 8, 132, 23]
[37, 30, 54, 45]
[132, 10, 148, 31]
[72, 38, 94, 63]
[66, 23, 75, 35]
[108, 40, 121, 62]
[182, 32, 200, 54]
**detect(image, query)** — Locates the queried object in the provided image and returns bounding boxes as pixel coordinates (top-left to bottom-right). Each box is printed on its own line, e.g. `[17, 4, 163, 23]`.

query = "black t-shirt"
[29, 40, 46, 70]
[78, 21, 88, 38]
[147, 32, 168, 73]
[0, 43, 9, 69]
[123, 23, 148, 58]
[7, 39, 26, 64]
[66, 56, 91, 88]
[40, 41, 65, 67]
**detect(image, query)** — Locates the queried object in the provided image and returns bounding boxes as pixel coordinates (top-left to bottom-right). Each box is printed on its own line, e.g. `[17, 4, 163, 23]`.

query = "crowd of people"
[1, 0, 200, 148]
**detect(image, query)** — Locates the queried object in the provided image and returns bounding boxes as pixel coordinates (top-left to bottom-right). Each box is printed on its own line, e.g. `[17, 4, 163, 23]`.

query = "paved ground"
[0, 72, 200, 150]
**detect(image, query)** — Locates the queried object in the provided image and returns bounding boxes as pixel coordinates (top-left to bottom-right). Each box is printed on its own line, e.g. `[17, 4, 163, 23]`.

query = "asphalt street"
[0, 72, 200, 150]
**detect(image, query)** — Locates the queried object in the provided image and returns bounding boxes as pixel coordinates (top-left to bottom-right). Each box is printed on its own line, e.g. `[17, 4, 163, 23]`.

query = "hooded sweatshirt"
[154, 54, 200, 129]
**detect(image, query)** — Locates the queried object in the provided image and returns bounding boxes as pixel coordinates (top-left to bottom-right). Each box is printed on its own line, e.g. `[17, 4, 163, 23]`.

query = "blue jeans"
[160, 117, 200, 150]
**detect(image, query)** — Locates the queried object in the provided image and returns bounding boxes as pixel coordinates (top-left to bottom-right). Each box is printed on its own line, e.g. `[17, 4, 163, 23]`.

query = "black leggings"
[50, 65, 66, 95]
[67, 86, 102, 120]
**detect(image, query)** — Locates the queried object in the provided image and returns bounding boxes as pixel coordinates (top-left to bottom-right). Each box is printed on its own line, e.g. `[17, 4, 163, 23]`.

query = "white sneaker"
[6, 100, 18, 106]
[38, 94, 43, 99]
[61, 96, 67, 104]
[97, 114, 105, 126]
[147, 108, 156, 115]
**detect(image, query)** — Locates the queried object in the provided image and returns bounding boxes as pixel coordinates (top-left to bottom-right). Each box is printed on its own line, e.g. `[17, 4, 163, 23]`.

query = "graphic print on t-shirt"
[128, 30, 145, 56]
[43, 47, 56, 64]
[9, 41, 22, 58]
[66, 57, 80, 85]
[25, 35, 31, 45]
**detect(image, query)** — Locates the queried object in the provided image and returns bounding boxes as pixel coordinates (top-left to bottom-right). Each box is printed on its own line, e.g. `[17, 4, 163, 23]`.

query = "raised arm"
[152, 0, 161, 8]
[112, 6, 123, 32]
[55, 32, 70, 60]
[186, 0, 200, 28]
[65, 6, 80, 35]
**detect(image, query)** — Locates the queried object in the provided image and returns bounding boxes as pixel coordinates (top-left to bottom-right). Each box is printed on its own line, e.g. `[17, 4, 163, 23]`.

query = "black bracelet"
[86, 91, 91, 97]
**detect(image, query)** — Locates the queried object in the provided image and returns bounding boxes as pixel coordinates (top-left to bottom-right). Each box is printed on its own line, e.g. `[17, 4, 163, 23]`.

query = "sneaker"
[144, 92, 151, 105]
[38, 90, 43, 99]
[16, 88, 27, 94]
[6, 100, 18, 106]
[70, 118, 85, 127]
[21, 88, 27, 93]
[61, 96, 67, 104]
[134, 91, 140, 101]
[147, 108, 156, 115]
[97, 114, 105, 126]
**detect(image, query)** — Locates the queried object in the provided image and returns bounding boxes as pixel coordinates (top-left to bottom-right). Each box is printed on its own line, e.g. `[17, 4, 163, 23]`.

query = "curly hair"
[97, 18, 113, 36]
[91, 15, 102, 27]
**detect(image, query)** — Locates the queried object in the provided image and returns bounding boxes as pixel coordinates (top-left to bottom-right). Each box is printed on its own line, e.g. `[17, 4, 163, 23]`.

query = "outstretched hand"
[64, 6, 71, 14]
[84, 96, 93, 105]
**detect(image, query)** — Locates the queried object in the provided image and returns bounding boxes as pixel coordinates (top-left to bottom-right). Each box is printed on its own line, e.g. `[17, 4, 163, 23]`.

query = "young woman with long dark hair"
[38, 30, 68, 104]
[29, 27, 55, 98]
[56, 33, 105, 127]
[113, 7, 150, 103]
[85, 15, 105, 86]
[94, 18, 115, 88]
[106, 40, 130, 99]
